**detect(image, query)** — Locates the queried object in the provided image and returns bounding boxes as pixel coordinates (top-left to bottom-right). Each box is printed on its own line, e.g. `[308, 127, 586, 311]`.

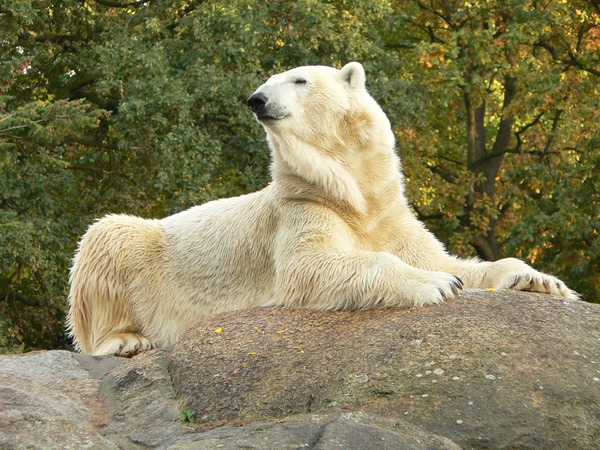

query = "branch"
[534, 40, 557, 60]
[436, 153, 463, 167]
[575, 22, 594, 53]
[0, 113, 17, 123]
[535, 39, 600, 77]
[490, 76, 516, 157]
[412, 204, 444, 221]
[0, 120, 45, 134]
[403, 16, 446, 44]
[417, 0, 456, 30]
[566, 52, 600, 77]
[464, 93, 486, 171]
[94, 0, 149, 7]
[175, 3, 199, 19]
[1, 290, 40, 307]
[25, 32, 84, 45]
[427, 163, 458, 184]
[512, 111, 545, 154]
[384, 42, 417, 50]
[541, 109, 563, 155]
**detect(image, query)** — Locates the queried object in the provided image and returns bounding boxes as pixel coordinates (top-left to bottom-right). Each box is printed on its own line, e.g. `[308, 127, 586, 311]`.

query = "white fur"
[66, 62, 579, 356]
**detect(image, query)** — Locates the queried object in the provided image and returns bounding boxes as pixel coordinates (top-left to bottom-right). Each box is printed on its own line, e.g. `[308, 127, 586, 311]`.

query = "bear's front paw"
[411, 272, 463, 306]
[496, 272, 579, 300]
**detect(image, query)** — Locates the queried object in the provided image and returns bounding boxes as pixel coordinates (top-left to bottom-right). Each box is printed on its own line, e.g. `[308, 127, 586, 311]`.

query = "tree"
[383, 0, 599, 299]
[0, 0, 597, 352]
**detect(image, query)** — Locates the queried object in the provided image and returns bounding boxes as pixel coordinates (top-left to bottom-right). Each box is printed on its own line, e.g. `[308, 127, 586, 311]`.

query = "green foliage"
[384, 0, 599, 299]
[0, 0, 598, 352]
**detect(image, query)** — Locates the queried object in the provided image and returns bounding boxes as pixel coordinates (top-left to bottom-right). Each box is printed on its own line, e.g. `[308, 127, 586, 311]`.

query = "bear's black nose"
[247, 92, 268, 114]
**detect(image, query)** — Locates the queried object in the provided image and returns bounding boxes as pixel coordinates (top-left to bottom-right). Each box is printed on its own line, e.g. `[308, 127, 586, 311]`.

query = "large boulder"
[1, 289, 598, 449]
[169, 289, 600, 449]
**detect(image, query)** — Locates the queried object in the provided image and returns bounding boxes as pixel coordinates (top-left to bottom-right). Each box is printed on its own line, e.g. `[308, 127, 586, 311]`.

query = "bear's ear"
[340, 62, 366, 90]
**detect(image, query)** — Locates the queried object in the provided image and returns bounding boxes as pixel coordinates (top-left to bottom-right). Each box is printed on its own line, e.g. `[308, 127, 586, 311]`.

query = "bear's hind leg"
[67, 214, 165, 356]
[92, 332, 153, 357]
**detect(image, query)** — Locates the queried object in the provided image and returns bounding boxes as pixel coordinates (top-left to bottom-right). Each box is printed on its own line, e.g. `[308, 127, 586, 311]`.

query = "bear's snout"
[247, 92, 268, 114]
[247, 92, 287, 122]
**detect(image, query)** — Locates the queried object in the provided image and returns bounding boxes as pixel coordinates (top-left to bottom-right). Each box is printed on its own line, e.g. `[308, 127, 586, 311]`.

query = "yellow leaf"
[486, 288, 497, 292]
[248, 352, 257, 356]
[277, 329, 286, 334]
[214, 327, 223, 334]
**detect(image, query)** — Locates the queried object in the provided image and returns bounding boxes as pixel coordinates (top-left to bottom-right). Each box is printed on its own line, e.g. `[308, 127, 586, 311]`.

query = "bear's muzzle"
[247, 92, 287, 122]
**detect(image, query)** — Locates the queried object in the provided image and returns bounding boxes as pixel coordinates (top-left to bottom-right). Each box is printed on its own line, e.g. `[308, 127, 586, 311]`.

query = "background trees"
[1, 0, 598, 352]
[385, 0, 599, 306]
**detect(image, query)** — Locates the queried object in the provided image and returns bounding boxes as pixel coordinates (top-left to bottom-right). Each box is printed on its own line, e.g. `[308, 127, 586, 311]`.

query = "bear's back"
[159, 186, 279, 308]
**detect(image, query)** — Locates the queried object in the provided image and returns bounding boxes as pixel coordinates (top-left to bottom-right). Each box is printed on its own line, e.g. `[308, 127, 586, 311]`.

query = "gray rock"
[176, 411, 460, 449]
[0, 350, 123, 449]
[1, 289, 598, 449]
[170, 289, 600, 449]
[0, 348, 455, 449]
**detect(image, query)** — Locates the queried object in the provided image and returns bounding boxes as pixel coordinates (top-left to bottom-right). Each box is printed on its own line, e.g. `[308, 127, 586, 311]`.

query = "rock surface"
[0, 350, 124, 449]
[1, 289, 599, 449]
[0, 351, 456, 450]
[171, 289, 600, 449]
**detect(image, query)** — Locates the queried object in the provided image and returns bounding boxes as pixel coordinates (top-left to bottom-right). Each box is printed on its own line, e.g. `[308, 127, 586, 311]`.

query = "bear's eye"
[294, 78, 307, 85]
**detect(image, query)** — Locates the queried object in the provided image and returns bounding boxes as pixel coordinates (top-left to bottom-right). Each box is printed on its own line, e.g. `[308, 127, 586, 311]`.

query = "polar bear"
[66, 62, 578, 356]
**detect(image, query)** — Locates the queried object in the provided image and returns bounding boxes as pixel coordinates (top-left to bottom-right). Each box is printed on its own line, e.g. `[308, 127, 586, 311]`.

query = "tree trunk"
[464, 77, 516, 261]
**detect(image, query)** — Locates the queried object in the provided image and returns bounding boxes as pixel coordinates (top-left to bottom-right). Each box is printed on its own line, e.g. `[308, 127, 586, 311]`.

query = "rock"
[0, 350, 125, 449]
[170, 289, 600, 449]
[0, 350, 456, 449]
[95, 347, 184, 448]
[179, 411, 460, 450]
[1, 289, 598, 449]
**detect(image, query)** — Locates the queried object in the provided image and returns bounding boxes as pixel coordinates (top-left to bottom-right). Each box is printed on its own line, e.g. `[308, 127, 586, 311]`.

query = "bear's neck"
[268, 133, 404, 216]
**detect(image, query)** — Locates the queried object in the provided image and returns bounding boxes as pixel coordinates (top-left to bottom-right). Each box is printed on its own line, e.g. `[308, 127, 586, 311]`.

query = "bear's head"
[247, 62, 393, 152]
[247, 63, 399, 215]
